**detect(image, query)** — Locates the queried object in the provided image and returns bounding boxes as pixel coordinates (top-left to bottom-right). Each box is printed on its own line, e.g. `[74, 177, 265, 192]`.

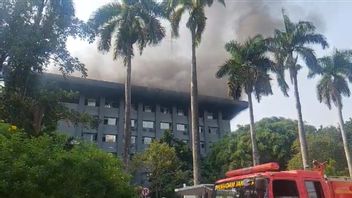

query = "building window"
[86, 98, 97, 107]
[131, 119, 137, 129]
[102, 134, 117, 143]
[143, 137, 153, 145]
[160, 106, 171, 114]
[104, 117, 117, 126]
[143, 121, 154, 129]
[199, 126, 204, 133]
[82, 133, 97, 142]
[182, 140, 188, 144]
[131, 136, 136, 144]
[209, 127, 219, 134]
[105, 99, 119, 108]
[160, 122, 171, 130]
[143, 105, 154, 113]
[200, 141, 205, 149]
[207, 113, 214, 120]
[176, 124, 187, 131]
[177, 108, 186, 116]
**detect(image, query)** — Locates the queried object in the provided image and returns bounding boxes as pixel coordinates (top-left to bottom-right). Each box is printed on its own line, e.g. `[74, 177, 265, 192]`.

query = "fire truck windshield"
[214, 177, 268, 198]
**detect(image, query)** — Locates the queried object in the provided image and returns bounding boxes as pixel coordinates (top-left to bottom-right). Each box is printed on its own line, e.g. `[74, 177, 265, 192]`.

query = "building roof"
[42, 73, 248, 120]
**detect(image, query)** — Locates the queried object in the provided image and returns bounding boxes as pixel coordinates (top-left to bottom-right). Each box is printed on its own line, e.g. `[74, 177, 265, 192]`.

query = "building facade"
[45, 73, 247, 159]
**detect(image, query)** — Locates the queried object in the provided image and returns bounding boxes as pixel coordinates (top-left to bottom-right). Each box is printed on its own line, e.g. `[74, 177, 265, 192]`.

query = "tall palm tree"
[89, 0, 165, 168]
[313, 49, 352, 177]
[162, 0, 225, 185]
[216, 35, 273, 166]
[268, 10, 328, 169]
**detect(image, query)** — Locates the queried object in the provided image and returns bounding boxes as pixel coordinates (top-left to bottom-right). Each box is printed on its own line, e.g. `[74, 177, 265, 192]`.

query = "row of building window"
[82, 133, 153, 145]
[81, 133, 208, 149]
[84, 98, 218, 119]
[101, 118, 218, 134]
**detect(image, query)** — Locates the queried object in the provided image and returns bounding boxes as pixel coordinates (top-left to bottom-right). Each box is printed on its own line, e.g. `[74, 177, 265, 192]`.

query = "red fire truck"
[214, 162, 352, 198]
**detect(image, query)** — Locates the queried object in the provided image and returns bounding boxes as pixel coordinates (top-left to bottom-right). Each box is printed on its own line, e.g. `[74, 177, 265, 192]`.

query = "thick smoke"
[58, 0, 325, 98]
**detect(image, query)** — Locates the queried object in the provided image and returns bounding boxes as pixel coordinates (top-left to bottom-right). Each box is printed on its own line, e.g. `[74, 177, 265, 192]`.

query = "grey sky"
[62, 0, 352, 131]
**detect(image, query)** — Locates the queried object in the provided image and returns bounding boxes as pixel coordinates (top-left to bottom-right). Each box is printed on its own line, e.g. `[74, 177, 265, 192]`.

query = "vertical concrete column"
[171, 106, 177, 134]
[97, 97, 105, 147]
[136, 102, 144, 152]
[203, 110, 210, 154]
[75, 94, 85, 137]
[118, 99, 125, 156]
[217, 111, 223, 138]
[155, 104, 161, 139]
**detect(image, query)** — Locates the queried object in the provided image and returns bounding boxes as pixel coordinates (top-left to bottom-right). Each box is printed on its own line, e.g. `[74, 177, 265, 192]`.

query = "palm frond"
[295, 46, 320, 73]
[170, 6, 185, 37]
[97, 18, 119, 52]
[88, 3, 121, 31]
[317, 75, 333, 109]
[334, 75, 351, 97]
[296, 33, 328, 49]
[282, 9, 295, 34]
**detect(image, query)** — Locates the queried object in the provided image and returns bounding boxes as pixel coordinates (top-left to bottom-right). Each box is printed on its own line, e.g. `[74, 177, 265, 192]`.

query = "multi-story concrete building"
[44, 73, 247, 157]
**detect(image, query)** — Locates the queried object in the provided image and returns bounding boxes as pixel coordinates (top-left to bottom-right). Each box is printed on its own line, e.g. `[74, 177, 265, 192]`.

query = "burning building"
[44, 73, 247, 158]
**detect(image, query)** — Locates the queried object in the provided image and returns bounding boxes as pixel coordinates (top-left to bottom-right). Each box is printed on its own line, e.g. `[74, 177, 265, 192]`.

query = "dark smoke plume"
[52, 0, 325, 98]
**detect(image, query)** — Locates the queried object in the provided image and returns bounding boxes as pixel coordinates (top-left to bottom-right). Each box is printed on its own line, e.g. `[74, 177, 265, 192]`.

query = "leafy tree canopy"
[0, 122, 136, 198]
[202, 117, 316, 182]
[132, 141, 188, 198]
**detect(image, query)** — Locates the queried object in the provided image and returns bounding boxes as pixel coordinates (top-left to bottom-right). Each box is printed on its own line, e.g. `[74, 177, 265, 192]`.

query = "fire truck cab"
[214, 162, 352, 198]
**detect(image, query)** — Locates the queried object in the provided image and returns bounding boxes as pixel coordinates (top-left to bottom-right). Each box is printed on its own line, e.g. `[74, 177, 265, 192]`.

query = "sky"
[61, 0, 352, 131]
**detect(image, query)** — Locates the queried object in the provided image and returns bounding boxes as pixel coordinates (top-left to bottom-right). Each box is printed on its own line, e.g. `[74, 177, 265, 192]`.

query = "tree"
[0, 0, 87, 87]
[216, 35, 274, 166]
[133, 141, 187, 198]
[288, 126, 350, 176]
[163, 0, 225, 185]
[160, 130, 193, 177]
[88, 0, 165, 168]
[268, 10, 328, 169]
[312, 49, 352, 177]
[202, 117, 304, 183]
[0, 122, 136, 197]
[0, 0, 88, 135]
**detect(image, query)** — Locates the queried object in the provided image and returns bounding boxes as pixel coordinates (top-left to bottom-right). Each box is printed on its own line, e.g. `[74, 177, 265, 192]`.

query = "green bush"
[0, 123, 136, 198]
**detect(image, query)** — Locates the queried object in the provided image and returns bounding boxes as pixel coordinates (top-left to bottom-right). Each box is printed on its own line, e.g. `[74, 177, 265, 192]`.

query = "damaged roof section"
[41, 73, 248, 120]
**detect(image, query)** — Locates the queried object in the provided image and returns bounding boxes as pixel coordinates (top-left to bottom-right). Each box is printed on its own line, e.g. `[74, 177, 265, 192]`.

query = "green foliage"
[160, 130, 193, 176]
[133, 141, 188, 198]
[163, 0, 225, 45]
[0, 122, 136, 198]
[0, 78, 94, 136]
[88, 0, 166, 64]
[216, 35, 273, 101]
[312, 49, 352, 109]
[202, 117, 316, 182]
[0, 0, 86, 80]
[0, 0, 89, 136]
[268, 10, 328, 95]
[288, 126, 351, 176]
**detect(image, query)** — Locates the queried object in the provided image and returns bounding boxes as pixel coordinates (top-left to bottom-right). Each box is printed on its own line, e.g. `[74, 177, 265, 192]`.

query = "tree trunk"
[191, 29, 201, 185]
[292, 73, 309, 169]
[32, 105, 45, 136]
[123, 54, 132, 169]
[247, 92, 260, 165]
[337, 101, 352, 178]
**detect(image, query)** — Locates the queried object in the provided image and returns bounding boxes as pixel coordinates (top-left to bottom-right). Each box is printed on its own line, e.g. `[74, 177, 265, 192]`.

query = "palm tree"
[313, 49, 352, 177]
[268, 10, 328, 169]
[162, 0, 225, 185]
[216, 35, 273, 166]
[89, 0, 165, 168]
